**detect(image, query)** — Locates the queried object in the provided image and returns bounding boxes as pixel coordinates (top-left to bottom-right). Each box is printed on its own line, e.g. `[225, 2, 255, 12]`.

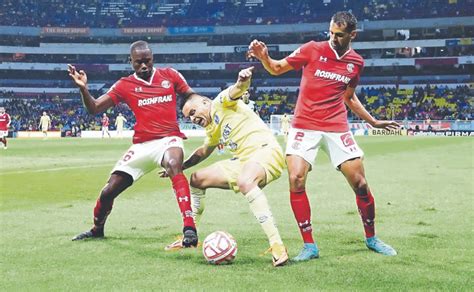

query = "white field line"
[0, 163, 114, 175]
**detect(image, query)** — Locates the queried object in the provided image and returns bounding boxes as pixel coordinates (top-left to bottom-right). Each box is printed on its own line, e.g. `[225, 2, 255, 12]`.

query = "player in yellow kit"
[164, 67, 288, 267]
[280, 113, 291, 143]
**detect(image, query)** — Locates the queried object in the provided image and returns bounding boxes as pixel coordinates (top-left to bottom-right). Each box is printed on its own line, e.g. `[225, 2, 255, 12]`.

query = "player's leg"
[286, 154, 319, 261]
[339, 159, 397, 256]
[72, 172, 133, 240]
[1, 134, 7, 149]
[107, 127, 111, 138]
[237, 158, 288, 267]
[285, 128, 322, 261]
[164, 162, 230, 251]
[161, 146, 198, 247]
[101, 127, 105, 138]
[190, 163, 231, 221]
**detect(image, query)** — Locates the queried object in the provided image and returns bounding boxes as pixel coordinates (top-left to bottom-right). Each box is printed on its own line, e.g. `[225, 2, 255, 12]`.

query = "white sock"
[245, 186, 283, 246]
[190, 186, 206, 226]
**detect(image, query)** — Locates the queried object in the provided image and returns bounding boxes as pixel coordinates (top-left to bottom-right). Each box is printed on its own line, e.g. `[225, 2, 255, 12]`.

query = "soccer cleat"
[182, 228, 198, 248]
[365, 236, 397, 256]
[164, 236, 184, 251]
[72, 228, 104, 241]
[270, 243, 289, 267]
[293, 243, 320, 262]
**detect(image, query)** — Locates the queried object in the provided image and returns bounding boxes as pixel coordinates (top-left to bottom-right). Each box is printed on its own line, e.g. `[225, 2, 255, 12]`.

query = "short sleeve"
[215, 87, 237, 109]
[348, 63, 364, 88]
[285, 41, 313, 71]
[169, 68, 191, 95]
[106, 80, 123, 105]
[204, 129, 220, 147]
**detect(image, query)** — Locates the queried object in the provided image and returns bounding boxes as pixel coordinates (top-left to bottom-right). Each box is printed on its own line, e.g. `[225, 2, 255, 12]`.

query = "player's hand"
[67, 64, 88, 89]
[372, 120, 400, 131]
[247, 39, 268, 60]
[237, 66, 254, 83]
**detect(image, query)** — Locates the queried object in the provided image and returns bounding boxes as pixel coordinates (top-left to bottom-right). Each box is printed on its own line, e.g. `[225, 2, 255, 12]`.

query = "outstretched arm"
[183, 144, 216, 170]
[228, 67, 254, 99]
[343, 87, 400, 130]
[159, 144, 216, 178]
[248, 39, 294, 76]
[68, 64, 114, 114]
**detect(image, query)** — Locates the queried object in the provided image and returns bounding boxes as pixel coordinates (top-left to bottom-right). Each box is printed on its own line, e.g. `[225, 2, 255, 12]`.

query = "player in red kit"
[68, 40, 199, 248]
[249, 11, 399, 260]
[0, 107, 11, 150]
[101, 113, 111, 138]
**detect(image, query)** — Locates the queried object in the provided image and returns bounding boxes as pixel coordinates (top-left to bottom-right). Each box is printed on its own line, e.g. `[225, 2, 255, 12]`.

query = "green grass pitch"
[1, 136, 472, 290]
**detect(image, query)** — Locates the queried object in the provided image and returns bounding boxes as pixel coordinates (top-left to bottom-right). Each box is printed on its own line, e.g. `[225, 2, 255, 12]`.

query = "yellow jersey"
[205, 88, 278, 160]
[280, 115, 290, 132]
[40, 115, 51, 129]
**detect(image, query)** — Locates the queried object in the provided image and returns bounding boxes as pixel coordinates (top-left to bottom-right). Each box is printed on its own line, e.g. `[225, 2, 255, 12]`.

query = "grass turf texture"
[0, 137, 472, 290]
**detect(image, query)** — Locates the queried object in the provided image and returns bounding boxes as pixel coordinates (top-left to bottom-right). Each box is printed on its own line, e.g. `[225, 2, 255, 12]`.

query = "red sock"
[171, 173, 196, 229]
[355, 190, 375, 238]
[93, 198, 114, 230]
[290, 189, 314, 243]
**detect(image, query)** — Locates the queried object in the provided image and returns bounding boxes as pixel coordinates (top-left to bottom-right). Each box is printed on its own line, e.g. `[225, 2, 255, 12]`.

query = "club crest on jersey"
[292, 141, 301, 150]
[214, 114, 220, 124]
[161, 80, 171, 88]
[134, 87, 143, 92]
[347, 63, 354, 73]
[319, 56, 327, 62]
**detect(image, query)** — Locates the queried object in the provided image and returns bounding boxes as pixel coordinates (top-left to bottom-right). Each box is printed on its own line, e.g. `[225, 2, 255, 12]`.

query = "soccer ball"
[202, 231, 237, 265]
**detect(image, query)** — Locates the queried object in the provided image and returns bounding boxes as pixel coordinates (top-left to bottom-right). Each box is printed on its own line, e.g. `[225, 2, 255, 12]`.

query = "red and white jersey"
[107, 67, 191, 144]
[101, 116, 110, 127]
[102, 117, 109, 127]
[286, 41, 364, 132]
[0, 113, 11, 131]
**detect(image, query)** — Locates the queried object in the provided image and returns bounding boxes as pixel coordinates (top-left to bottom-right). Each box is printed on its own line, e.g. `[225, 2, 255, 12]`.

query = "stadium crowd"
[1, 0, 470, 28]
[1, 85, 471, 133]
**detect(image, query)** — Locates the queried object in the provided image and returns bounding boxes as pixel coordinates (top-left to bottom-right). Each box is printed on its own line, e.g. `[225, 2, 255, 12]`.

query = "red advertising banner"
[41, 27, 90, 36]
[121, 27, 166, 36]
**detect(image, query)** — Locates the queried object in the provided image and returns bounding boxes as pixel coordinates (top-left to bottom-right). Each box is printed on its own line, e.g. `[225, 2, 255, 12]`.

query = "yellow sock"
[245, 186, 283, 246]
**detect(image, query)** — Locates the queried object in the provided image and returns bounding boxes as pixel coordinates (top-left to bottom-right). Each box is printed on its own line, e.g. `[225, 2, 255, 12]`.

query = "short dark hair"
[130, 40, 151, 54]
[331, 11, 358, 33]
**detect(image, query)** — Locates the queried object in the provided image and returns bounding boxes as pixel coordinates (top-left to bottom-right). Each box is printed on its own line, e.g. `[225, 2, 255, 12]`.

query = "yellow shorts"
[215, 144, 285, 193]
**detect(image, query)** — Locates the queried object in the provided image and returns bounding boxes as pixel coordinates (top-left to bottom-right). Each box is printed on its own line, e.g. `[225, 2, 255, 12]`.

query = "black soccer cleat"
[72, 228, 104, 241]
[182, 227, 198, 248]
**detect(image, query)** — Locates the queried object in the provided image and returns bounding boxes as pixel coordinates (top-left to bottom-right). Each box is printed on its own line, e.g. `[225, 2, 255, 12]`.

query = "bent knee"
[352, 175, 368, 194]
[236, 179, 258, 194]
[190, 172, 205, 189]
[288, 173, 306, 189]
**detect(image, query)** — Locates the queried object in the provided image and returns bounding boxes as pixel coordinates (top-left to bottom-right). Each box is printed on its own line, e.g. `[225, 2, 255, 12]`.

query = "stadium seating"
[1, 0, 471, 27]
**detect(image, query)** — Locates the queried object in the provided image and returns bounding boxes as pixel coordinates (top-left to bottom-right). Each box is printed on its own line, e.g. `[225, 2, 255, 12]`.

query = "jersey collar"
[133, 67, 156, 85]
[327, 41, 352, 60]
